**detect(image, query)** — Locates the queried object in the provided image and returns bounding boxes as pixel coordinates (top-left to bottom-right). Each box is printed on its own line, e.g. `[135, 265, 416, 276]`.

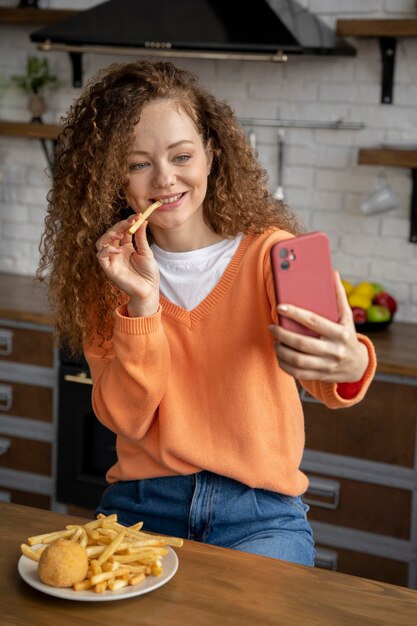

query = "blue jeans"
[95, 471, 315, 566]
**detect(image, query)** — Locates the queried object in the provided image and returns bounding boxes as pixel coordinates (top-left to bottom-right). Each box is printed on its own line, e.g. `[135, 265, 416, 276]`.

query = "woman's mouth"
[152, 192, 185, 207]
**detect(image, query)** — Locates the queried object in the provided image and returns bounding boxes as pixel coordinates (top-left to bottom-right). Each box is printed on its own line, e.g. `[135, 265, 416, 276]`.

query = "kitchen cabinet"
[0, 274, 56, 511]
[301, 324, 417, 587]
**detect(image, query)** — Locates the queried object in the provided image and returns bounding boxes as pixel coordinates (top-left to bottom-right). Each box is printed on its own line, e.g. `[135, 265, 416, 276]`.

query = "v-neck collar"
[160, 234, 254, 328]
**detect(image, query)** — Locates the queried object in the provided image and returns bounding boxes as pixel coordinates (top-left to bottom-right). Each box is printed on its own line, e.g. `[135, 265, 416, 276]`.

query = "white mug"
[361, 173, 399, 215]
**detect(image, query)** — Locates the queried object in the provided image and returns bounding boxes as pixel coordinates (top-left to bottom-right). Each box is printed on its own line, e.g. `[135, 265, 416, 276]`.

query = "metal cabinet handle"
[0, 490, 11, 503]
[0, 329, 13, 356]
[0, 384, 12, 412]
[64, 373, 93, 385]
[303, 476, 340, 510]
[315, 547, 338, 571]
[0, 437, 11, 455]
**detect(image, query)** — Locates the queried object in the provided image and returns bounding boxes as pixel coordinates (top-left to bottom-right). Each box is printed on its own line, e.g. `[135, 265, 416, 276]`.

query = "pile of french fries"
[20, 513, 183, 594]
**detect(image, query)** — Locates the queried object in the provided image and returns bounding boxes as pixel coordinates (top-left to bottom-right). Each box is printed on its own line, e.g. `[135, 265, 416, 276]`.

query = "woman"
[38, 61, 376, 566]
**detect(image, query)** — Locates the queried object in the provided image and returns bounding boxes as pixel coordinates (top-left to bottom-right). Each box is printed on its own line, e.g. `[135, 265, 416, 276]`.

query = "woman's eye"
[175, 154, 191, 163]
[128, 162, 149, 171]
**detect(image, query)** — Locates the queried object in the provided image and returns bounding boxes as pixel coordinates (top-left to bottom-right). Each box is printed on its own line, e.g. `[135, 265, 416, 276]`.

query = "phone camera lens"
[280, 260, 290, 270]
[279, 248, 288, 258]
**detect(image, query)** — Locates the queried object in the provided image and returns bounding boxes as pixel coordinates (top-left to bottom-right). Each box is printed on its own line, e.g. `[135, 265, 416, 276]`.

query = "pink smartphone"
[270, 231, 339, 337]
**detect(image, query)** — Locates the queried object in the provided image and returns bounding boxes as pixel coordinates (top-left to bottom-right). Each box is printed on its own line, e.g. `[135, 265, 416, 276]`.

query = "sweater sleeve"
[83, 304, 170, 439]
[299, 333, 377, 408]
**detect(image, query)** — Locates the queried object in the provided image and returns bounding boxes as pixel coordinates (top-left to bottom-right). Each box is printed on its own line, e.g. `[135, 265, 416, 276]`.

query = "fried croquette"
[38, 538, 89, 587]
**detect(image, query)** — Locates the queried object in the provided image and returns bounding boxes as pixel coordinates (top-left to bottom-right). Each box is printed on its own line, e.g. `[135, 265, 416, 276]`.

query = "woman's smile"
[152, 192, 187, 209]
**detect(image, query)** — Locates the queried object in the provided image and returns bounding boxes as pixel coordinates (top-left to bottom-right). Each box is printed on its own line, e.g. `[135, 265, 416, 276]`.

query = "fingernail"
[277, 304, 289, 312]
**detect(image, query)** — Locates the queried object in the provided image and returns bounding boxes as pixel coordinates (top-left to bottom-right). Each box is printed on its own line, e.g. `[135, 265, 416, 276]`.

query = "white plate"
[18, 547, 178, 602]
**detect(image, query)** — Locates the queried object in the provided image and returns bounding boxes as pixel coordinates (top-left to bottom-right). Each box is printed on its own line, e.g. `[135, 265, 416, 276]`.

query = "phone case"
[270, 231, 338, 337]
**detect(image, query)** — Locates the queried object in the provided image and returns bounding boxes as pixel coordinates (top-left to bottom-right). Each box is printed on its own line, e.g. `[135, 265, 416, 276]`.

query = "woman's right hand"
[96, 215, 160, 317]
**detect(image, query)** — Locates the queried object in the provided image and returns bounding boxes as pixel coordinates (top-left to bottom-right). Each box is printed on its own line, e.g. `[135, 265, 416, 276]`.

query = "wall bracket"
[411, 169, 417, 243]
[30, 117, 56, 168]
[69, 52, 83, 88]
[379, 37, 397, 105]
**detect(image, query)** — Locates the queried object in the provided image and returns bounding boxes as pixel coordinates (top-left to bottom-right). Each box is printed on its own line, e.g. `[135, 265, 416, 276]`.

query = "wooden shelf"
[0, 7, 78, 25]
[358, 148, 417, 169]
[0, 120, 60, 140]
[358, 148, 417, 243]
[337, 18, 417, 105]
[0, 120, 60, 167]
[337, 19, 417, 38]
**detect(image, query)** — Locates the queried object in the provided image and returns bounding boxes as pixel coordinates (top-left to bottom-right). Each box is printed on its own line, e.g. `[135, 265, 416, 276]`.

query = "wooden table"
[2, 504, 417, 626]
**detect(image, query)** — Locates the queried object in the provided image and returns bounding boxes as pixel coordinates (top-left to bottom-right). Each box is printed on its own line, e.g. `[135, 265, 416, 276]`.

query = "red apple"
[372, 291, 397, 315]
[351, 307, 367, 324]
[367, 304, 391, 323]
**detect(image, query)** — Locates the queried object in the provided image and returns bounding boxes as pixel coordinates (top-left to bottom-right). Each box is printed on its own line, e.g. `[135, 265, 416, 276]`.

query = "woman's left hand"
[268, 272, 369, 382]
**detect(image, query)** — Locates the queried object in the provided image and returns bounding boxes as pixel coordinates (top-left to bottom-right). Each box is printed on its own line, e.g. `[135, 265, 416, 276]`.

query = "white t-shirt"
[151, 235, 243, 310]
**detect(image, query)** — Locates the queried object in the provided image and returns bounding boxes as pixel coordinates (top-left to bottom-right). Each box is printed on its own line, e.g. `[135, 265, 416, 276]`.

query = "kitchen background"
[0, 1, 417, 323]
[1, 1, 417, 588]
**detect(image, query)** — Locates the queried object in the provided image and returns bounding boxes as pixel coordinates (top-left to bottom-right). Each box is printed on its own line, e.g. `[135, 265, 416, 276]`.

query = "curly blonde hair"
[37, 60, 303, 354]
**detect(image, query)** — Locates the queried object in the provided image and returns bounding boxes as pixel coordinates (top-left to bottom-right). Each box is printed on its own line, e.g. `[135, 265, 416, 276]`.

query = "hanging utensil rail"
[239, 118, 364, 130]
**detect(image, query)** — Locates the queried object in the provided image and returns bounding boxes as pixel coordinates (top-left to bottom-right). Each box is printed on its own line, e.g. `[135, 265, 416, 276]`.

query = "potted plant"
[11, 56, 59, 120]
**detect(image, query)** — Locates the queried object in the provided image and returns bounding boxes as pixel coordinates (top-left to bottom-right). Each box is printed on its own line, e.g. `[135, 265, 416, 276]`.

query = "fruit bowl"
[342, 279, 398, 334]
[354, 318, 393, 333]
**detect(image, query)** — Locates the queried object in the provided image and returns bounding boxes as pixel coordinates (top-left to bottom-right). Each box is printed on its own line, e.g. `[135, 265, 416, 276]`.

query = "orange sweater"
[84, 230, 376, 495]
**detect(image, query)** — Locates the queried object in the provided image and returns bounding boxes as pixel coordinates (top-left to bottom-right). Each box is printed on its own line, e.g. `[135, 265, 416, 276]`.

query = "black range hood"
[30, 0, 356, 86]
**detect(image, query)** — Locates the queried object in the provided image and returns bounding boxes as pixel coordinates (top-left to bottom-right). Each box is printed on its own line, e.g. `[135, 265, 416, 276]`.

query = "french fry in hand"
[21, 513, 183, 594]
[128, 200, 163, 235]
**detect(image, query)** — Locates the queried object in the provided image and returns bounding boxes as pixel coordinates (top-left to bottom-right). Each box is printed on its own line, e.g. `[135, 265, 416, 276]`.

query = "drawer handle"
[0, 384, 12, 412]
[315, 547, 338, 571]
[303, 476, 340, 510]
[0, 437, 11, 455]
[0, 329, 13, 356]
[0, 490, 11, 503]
[64, 373, 93, 385]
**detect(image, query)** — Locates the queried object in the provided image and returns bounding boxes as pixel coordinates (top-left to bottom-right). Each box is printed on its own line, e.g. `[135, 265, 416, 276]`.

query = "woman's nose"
[152, 165, 176, 189]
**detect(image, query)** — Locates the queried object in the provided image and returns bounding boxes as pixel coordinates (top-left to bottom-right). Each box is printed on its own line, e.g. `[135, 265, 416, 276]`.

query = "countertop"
[1, 272, 416, 377]
[0, 272, 53, 326]
[2, 503, 417, 626]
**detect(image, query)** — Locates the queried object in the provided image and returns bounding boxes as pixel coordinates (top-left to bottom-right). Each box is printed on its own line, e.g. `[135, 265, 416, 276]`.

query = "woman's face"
[125, 99, 213, 246]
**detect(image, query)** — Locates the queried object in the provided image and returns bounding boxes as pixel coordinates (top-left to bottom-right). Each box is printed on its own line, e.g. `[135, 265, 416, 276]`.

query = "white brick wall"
[1, 0, 417, 322]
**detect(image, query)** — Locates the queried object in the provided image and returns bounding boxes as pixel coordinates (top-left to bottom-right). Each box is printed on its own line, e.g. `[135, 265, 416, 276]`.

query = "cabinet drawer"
[315, 544, 408, 587]
[0, 325, 53, 368]
[305, 473, 411, 539]
[0, 485, 50, 510]
[0, 433, 51, 475]
[0, 381, 52, 422]
[303, 380, 417, 467]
